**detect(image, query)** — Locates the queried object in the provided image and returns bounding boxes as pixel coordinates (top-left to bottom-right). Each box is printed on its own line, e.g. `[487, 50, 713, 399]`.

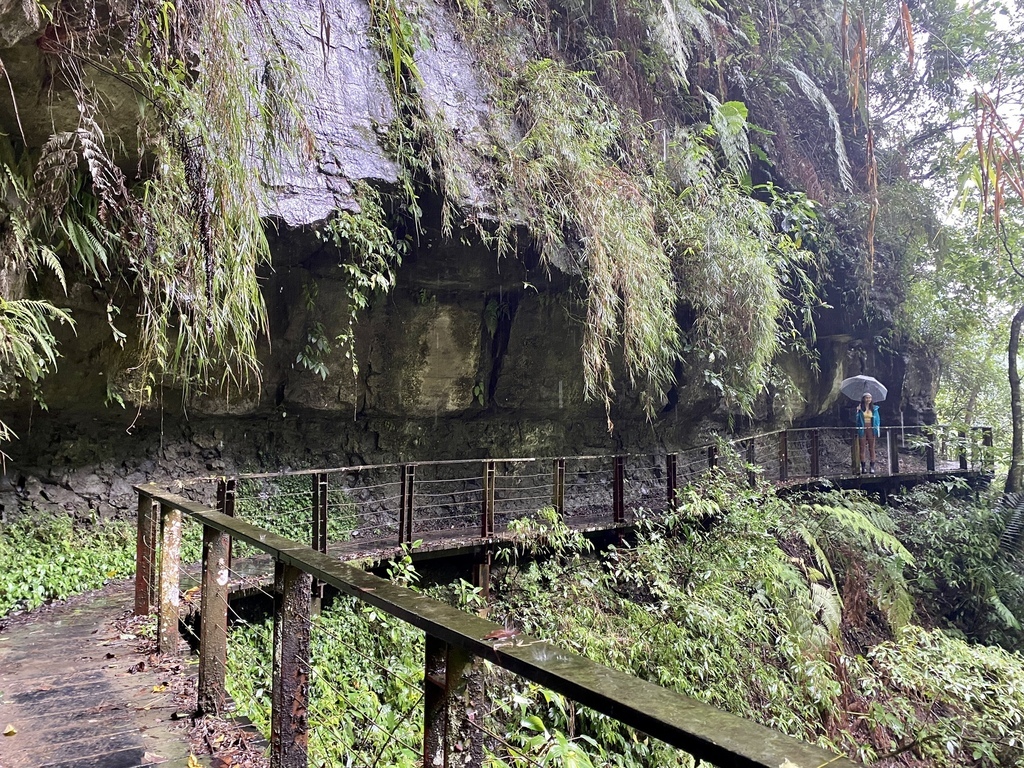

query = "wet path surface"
[0, 584, 203, 768]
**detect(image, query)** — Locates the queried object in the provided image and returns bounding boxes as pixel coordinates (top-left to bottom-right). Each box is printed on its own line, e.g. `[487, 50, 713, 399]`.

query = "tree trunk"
[1006, 303, 1024, 493]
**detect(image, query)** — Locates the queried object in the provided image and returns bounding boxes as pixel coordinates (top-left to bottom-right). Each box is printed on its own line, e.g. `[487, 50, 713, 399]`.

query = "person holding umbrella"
[840, 375, 887, 475]
[855, 392, 881, 474]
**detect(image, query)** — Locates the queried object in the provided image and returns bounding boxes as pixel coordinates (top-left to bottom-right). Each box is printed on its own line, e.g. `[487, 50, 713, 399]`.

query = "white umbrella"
[840, 375, 887, 403]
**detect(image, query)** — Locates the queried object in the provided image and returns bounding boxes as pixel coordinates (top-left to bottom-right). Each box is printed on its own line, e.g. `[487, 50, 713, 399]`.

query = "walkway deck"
[0, 583, 210, 768]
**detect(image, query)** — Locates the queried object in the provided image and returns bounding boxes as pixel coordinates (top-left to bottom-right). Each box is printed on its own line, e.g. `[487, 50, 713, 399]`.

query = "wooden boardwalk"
[0, 584, 208, 768]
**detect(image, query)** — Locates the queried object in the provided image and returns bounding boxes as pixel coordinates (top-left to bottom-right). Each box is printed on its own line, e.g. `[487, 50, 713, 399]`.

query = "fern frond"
[657, 0, 712, 87]
[32, 247, 68, 294]
[794, 521, 838, 588]
[812, 502, 916, 565]
[706, 93, 751, 177]
[810, 582, 843, 636]
[989, 592, 1022, 630]
[784, 64, 854, 192]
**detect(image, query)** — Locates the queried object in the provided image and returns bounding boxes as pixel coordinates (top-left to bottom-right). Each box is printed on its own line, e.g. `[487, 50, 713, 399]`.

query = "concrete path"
[0, 584, 204, 768]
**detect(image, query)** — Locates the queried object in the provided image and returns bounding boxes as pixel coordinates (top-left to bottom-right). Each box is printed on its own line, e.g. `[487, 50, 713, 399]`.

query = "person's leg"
[859, 436, 868, 473]
[867, 435, 876, 471]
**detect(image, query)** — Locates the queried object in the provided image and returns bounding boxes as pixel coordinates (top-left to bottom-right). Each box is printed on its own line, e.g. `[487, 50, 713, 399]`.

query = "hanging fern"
[783, 63, 854, 193]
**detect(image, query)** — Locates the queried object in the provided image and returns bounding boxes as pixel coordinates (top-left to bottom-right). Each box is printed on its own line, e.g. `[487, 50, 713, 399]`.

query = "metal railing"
[159, 425, 992, 566]
[133, 483, 857, 768]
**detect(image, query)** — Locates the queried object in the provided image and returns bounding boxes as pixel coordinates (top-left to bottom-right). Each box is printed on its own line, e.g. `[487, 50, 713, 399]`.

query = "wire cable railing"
[146, 425, 993, 579]
[134, 483, 859, 768]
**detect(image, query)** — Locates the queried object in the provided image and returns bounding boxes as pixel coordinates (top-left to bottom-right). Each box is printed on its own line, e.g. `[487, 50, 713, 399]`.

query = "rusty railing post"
[707, 445, 718, 470]
[553, 458, 565, 516]
[810, 430, 820, 478]
[778, 431, 788, 482]
[271, 561, 312, 768]
[612, 456, 625, 524]
[399, 465, 415, 546]
[887, 429, 899, 475]
[482, 461, 496, 537]
[157, 502, 182, 656]
[472, 549, 492, 601]
[983, 427, 994, 470]
[134, 491, 159, 616]
[197, 520, 231, 714]
[312, 472, 328, 605]
[926, 429, 936, 472]
[959, 430, 969, 471]
[852, 432, 860, 475]
[746, 440, 756, 487]
[666, 454, 677, 509]
[424, 635, 479, 767]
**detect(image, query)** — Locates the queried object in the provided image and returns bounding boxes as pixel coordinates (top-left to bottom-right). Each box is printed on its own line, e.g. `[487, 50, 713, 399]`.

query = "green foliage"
[226, 597, 424, 767]
[316, 183, 408, 379]
[494, 59, 680, 418]
[219, 477, 1024, 767]
[657, 135, 818, 410]
[0, 0, 313, 430]
[891, 484, 1024, 649]
[231, 475, 357, 557]
[486, 477, 1024, 765]
[0, 515, 136, 616]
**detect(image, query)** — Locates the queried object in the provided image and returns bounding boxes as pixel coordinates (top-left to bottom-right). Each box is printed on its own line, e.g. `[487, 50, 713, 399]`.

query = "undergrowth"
[0, 511, 203, 618]
[0, 515, 137, 615]
[219, 478, 1024, 767]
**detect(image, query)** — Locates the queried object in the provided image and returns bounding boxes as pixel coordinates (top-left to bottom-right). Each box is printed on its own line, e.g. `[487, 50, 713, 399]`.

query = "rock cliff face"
[0, 0, 935, 520]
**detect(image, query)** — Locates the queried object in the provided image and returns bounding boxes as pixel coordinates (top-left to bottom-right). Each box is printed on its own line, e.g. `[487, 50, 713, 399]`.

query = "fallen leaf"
[142, 751, 164, 764]
[187, 753, 203, 768]
[3, 724, 15, 736]
[152, 684, 167, 692]
[128, 661, 146, 673]
[105, 652, 116, 659]
[483, 628, 519, 641]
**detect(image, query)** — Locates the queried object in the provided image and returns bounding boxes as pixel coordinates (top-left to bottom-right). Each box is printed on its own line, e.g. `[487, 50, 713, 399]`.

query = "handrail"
[136, 483, 857, 768]
[171, 423, 992, 487]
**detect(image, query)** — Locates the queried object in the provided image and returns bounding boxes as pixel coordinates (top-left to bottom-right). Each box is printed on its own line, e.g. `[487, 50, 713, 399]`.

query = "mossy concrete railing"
[134, 483, 858, 768]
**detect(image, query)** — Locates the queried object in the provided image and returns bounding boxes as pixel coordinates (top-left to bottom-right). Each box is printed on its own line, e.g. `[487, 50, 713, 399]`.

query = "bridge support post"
[198, 520, 230, 714]
[312, 473, 328, 607]
[707, 445, 718, 470]
[613, 457, 625, 524]
[482, 461, 496, 537]
[746, 440, 756, 487]
[472, 549, 492, 601]
[666, 454, 677, 509]
[959, 431, 969, 471]
[271, 561, 312, 768]
[926, 430, 936, 472]
[158, 502, 182, 656]
[424, 635, 480, 768]
[778, 431, 788, 482]
[399, 465, 415, 546]
[852, 434, 860, 475]
[134, 491, 159, 616]
[983, 427, 994, 470]
[887, 430, 899, 475]
[810, 430, 820, 477]
[553, 458, 565, 515]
